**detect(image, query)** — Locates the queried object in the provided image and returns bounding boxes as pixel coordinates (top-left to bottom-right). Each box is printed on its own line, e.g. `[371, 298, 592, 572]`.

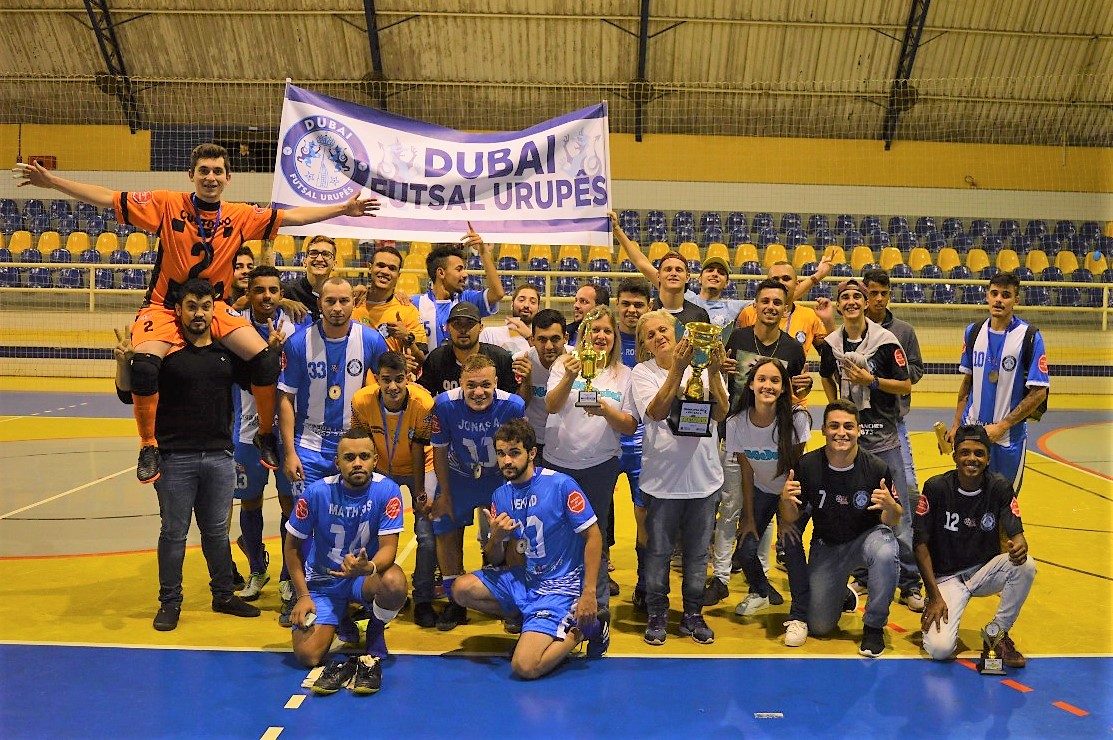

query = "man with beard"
[147, 278, 262, 631]
[352, 244, 428, 366]
[566, 283, 609, 344]
[481, 284, 539, 355]
[414, 226, 504, 350]
[511, 308, 569, 462]
[453, 419, 608, 678]
[286, 428, 409, 695]
[419, 302, 519, 396]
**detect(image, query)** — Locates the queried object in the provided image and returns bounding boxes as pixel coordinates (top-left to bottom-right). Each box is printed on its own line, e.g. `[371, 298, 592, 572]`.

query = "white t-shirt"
[516, 346, 558, 445]
[543, 357, 638, 469]
[724, 408, 812, 494]
[630, 359, 724, 499]
[479, 325, 531, 356]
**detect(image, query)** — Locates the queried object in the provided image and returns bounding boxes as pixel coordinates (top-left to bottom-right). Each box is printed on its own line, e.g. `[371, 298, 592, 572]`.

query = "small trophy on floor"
[980, 621, 1007, 676]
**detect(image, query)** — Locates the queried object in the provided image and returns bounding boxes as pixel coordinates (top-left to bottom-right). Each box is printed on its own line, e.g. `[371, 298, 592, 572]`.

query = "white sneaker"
[238, 572, 271, 601]
[900, 591, 926, 612]
[733, 593, 771, 616]
[783, 620, 808, 647]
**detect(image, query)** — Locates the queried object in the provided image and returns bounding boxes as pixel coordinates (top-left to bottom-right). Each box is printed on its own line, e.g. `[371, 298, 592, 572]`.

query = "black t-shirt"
[818, 331, 908, 452]
[796, 446, 894, 545]
[913, 470, 1024, 577]
[155, 341, 241, 453]
[725, 327, 806, 399]
[652, 298, 711, 327]
[419, 342, 519, 396]
[282, 276, 321, 322]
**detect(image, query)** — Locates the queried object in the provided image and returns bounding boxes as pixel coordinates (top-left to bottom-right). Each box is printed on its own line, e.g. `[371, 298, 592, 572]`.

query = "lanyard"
[378, 391, 407, 476]
[191, 194, 222, 250]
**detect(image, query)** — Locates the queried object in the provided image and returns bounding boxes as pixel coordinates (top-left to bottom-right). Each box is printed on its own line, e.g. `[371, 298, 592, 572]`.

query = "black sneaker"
[768, 585, 785, 606]
[679, 612, 715, 645]
[212, 594, 261, 618]
[352, 655, 382, 695]
[631, 587, 647, 614]
[503, 613, 523, 635]
[435, 601, 469, 632]
[842, 586, 860, 613]
[859, 625, 886, 658]
[153, 605, 180, 631]
[231, 561, 246, 591]
[701, 578, 729, 607]
[775, 544, 787, 572]
[608, 577, 620, 597]
[253, 431, 280, 471]
[585, 615, 610, 658]
[312, 657, 357, 696]
[413, 601, 438, 628]
[137, 445, 161, 484]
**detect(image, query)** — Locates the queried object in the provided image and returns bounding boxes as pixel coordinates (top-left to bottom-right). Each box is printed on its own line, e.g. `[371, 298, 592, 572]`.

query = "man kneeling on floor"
[914, 425, 1035, 667]
[453, 419, 609, 679]
[286, 428, 409, 695]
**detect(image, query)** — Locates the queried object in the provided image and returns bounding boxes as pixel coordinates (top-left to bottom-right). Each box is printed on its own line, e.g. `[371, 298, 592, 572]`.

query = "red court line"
[1001, 679, 1032, 693]
[1052, 701, 1089, 717]
[1036, 422, 1113, 481]
[956, 658, 978, 671]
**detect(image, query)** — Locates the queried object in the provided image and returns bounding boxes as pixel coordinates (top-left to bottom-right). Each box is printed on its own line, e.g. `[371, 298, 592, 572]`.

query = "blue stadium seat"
[20, 247, 42, 263]
[1024, 220, 1047, 239]
[525, 275, 545, 292]
[914, 216, 936, 237]
[798, 262, 818, 277]
[887, 216, 909, 235]
[807, 214, 829, 234]
[859, 216, 882, 235]
[115, 222, 136, 238]
[589, 258, 610, 273]
[1062, 234, 1087, 257]
[831, 262, 853, 278]
[0, 199, 18, 216]
[3, 214, 23, 235]
[981, 235, 1003, 256]
[529, 256, 550, 272]
[890, 263, 913, 279]
[1039, 266, 1063, 282]
[1079, 221, 1102, 243]
[920, 264, 943, 280]
[74, 202, 96, 219]
[969, 219, 992, 239]
[834, 214, 855, 236]
[49, 247, 72, 264]
[22, 199, 45, 219]
[558, 256, 580, 272]
[941, 218, 963, 239]
[951, 235, 973, 254]
[900, 283, 926, 303]
[1073, 268, 1099, 307]
[728, 229, 751, 249]
[137, 250, 158, 265]
[1034, 234, 1059, 253]
[784, 228, 806, 248]
[895, 232, 917, 251]
[28, 267, 53, 288]
[57, 214, 78, 239]
[84, 214, 106, 235]
[757, 227, 778, 248]
[672, 211, 694, 232]
[95, 267, 115, 289]
[978, 266, 996, 281]
[618, 259, 635, 273]
[79, 247, 101, 264]
[1102, 270, 1113, 306]
[619, 209, 641, 230]
[869, 231, 891, 249]
[497, 256, 519, 271]
[499, 275, 515, 294]
[1054, 220, 1076, 240]
[49, 199, 72, 220]
[703, 225, 724, 245]
[122, 269, 148, 290]
[813, 229, 835, 248]
[779, 213, 802, 233]
[1014, 267, 1034, 283]
[743, 280, 758, 300]
[27, 215, 51, 235]
[466, 254, 482, 271]
[1008, 235, 1031, 254]
[699, 212, 721, 231]
[674, 224, 696, 243]
[1100, 236, 1113, 257]
[726, 212, 747, 232]
[739, 261, 762, 276]
[646, 209, 665, 226]
[931, 283, 956, 304]
[842, 230, 863, 248]
[1054, 284, 1080, 307]
[960, 284, 986, 304]
[722, 281, 739, 299]
[1024, 285, 1051, 306]
[859, 263, 881, 275]
[925, 233, 946, 252]
[997, 219, 1020, 239]
[647, 223, 667, 243]
[751, 213, 773, 234]
[109, 248, 131, 265]
[686, 260, 701, 274]
[623, 224, 641, 243]
[555, 276, 577, 297]
[466, 274, 484, 292]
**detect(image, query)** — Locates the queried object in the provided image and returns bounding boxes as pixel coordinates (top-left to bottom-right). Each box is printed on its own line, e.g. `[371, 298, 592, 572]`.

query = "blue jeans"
[388, 472, 436, 604]
[644, 490, 721, 616]
[153, 450, 236, 608]
[897, 420, 921, 516]
[545, 457, 620, 618]
[855, 445, 921, 595]
[737, 487, 810, 623]
[808, 524, 898, 634]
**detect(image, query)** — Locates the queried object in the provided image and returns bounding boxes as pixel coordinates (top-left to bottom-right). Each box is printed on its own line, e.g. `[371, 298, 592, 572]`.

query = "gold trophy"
[668, 321, 721, 437]
[980, 621, 1007, 675]
[574, 313, 605, 408]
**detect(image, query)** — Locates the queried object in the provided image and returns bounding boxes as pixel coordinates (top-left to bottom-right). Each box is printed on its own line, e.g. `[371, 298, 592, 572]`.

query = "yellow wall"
[2, 124, 1109, 193]
[0, 125, 150, 171]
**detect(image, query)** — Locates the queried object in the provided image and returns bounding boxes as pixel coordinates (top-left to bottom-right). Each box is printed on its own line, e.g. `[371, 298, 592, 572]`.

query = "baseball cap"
[447, 302, 482, 324]
[701, 255, 730, 274]
[953, 425, 991, 450]
[836, 278, 866, 299]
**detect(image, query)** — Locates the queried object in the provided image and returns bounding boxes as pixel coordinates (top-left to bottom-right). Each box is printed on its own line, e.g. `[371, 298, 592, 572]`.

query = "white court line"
[395, 531, 419, 565]
[0, 464, 136, 520]
[1028, 450, 1113, 484]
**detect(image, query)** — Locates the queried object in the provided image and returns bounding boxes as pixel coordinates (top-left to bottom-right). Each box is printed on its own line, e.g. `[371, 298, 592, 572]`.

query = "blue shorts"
[292, 577, 369, 629]
[431, 470, 501, 536]
[234, 441, 294, 500]
[474, 567, 576, 640]
[295, 444, 338, 486]
[619, 446, 644, 508]
[990, 438, 1028, 495]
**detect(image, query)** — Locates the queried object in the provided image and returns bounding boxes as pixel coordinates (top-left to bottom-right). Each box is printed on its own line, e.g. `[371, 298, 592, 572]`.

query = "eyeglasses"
[306, 249, 335, 259]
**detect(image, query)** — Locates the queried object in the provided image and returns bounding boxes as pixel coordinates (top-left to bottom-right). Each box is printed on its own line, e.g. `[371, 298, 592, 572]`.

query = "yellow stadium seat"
[936, 247, 961, 273]
[879, 247, 904, 270]
[8, 231, 31, 254]
[126, 232, 151, 259]
[408, 241, 432, 259]
[241, 239, 263, 261]
[557, 244, 583, 265]
[850, 246, 876, 271]
[1024, 249, 1048, 273]
[527, 244, 553, 265]
[647, 241, 670, 263]
[334, 237, 356, 268]
[587, 244, 614, 264]
[823, 245, 847, 265]
[995, 249, 1020, 273]
[792, 244, 817, 270]
[762, 243, 788, 269]
[272, 234, 297, 264]
[402, 252, 425, 272]
[1084, 251, 1108, 275]
[497, 243, 523, 263]
[36, 231, 61, 254]
[65, 232, 91, 255]
[965, 248, 990, 273]
[1053, 250, 1079, 274]
[705, 242, 729, 264]
[397, 273, 422, 295]
[734, 242, 759, 267]
[95, 232, 119, 255]
[909, 247, 932, 273]
[677, 242, 701, 263]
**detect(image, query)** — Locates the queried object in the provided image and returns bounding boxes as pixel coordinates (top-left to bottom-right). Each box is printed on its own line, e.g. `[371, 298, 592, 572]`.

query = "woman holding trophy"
[544, 307, 639, 621]
[631, 310, 728, 646]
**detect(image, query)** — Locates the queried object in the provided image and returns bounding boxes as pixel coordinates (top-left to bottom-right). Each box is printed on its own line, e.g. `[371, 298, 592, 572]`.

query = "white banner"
[271, 84, 612, 245]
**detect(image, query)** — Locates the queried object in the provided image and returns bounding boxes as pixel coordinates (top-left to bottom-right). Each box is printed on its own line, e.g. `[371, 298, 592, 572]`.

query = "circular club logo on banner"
[280, 116, 370, 203]
[385, 496, 402, 519]
[567, 490, 587, 514]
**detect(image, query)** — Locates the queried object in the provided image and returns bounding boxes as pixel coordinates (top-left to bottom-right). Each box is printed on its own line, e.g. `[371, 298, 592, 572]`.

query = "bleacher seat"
[998, 219, 1020, 239]
[951, 235, 973, 254]
[925, 232, 946, 252]
[969, 220, 992, 239]
[645, 242, 667, 269]
[879, 247, 904, 270]
[842, 230, 864, 248]
[742, 279, 759, 300]
[960, 284, 986, 304]
[920, 264, 943, 280]
[779, 213, 802, 233]
[931, 283, 956, 304]
[84, 214, 106, 235]
[137, 249, 157, 265]
[1063, 234, 1088, 257]
[49, 199, 71, 220]
[121, 269, 147, 290]
[22, 199, 45, 219]
[1014, 267, 1034, 282]
[900, 283, 926, 303]
[914, 216, 936, 237]
[1084, 250, 1108, 275]
[941, 218, 964, 239]
[822, 245, 847, 266]
[784, 228, 806, 248]
[558, 245, 583, 271]
[887, 216, 909, 235]
[705, 242, 730, 265]
[702, 225, 724, 246]
[1023, 248, 1049, 273]
[751, 213, 773, 234]
[981, 235, 1003, 256]
[3, 214, 24, 234]
[675, 226, 696, 246]
[806, 214, 828, 234]
[618, 259, 635, 273]
[1054, 250, 1080, 274]
[738, 261, 762, 276]
[1039, 266, 1063, 282]
[757, 228, 778, 248]
[1034, 234, 1059, 253]
[1, 199, 18, 216]
[555, 276, 577, 297]
[1073, 268, 1099, 308]
[793, 244, 817, 270]
[646, 209, 665, 227]
[869, 231, 891, 250]
[647, 223, 668, 243]
[813, 229, 835, 248]
[1054, 220, 1076, 240]
[497, 255, 519, 272]
[1024, 284, 1051, 306]
[859, 263, 881, 276]
[619, 209, 641, 230]
[672, 211, 694, 232]
[965, 248, 990, 274]
[949, 265, 972, 281]
[726, 212, 747, 232]
[124, 232, 150, 260]
[722, 281, 739, 299]
[95, 232, 120, 257]
[762, 244, 787, 269]
[588, 257, 611, 273]
[734, 243, 759, 267]
[1008, 235, 1031, 254]
[0, 246, 18, 287]
[833, 215, 854, 236]
[830, 262, 853, 278]
[849, 246, 876, 271]
[728, 228, 752, 249]
[74, 202, 96, 219]
[937, 247, 962, 273]
[890, 263, 914, 279]
[56, 214, 78, 239]
[28, 215, 51, 235]
[1079, 221, 1102, 243]
[699, 212, 721, 231]
[115, 222, 136, 239]
[995, 249, 1020, 273]
[860, 216, 882, 235]
[1025, 220, 1047, 238]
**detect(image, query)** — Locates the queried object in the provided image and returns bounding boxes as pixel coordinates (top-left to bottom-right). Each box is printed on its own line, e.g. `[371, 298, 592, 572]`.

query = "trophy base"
[576, 391, 601, 408]
[667, 398, 715, 437]
[979, 656, 1006, 676]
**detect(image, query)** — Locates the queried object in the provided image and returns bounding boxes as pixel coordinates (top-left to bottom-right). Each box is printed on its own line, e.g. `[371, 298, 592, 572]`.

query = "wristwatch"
[869, 376, 880, 390]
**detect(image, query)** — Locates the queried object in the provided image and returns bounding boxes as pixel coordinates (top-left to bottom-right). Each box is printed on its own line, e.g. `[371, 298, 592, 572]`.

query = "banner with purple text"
[271, 84, 611, 246]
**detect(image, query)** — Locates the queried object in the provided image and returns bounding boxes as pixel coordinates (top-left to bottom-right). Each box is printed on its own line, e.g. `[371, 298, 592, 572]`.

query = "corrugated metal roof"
[0, 1, 1108, 145]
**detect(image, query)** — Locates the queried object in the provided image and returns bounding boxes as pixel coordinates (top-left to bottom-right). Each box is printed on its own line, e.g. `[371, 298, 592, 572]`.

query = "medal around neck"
[979, 621, 1007, 675]
[668, 321, 719, 437]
